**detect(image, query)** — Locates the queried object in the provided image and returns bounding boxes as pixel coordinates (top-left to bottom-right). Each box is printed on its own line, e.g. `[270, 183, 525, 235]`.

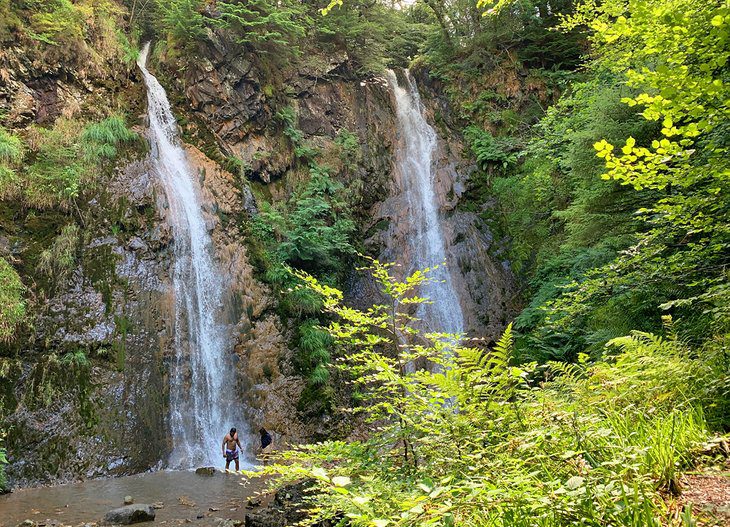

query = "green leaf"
[332, 476, 352, 487]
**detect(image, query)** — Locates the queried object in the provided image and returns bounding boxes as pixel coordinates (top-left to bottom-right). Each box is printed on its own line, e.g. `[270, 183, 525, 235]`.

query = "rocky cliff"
[0, 28, 515, 488]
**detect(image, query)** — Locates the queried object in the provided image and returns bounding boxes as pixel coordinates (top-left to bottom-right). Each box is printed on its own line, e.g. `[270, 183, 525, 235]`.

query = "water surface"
[0, 470, 267, 526]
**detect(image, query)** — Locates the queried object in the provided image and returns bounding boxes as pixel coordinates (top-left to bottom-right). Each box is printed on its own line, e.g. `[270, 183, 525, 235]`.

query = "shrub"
[0, 126, 24, 197]
[80, 116, 138, 162]
[38, 223, 80, 288]
[0, 257, 25, 342]
[250, 261, 718, 526]
[464, 125, 519, 173]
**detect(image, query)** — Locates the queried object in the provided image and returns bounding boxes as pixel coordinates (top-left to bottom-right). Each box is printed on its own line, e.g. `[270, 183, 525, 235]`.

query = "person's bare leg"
[234, 458, 239, 471]
[226, 459, 231, 471]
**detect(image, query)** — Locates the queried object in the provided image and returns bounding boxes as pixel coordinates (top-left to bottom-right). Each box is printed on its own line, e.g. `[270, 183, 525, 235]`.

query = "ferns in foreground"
[250, 260, 719, 526]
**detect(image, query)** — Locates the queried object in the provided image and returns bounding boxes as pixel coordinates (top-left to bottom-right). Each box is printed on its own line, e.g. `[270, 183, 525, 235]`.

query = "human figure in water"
[222, 427, 242, 471]
[258, 427, 272, 464]
[259, 427, 272, 451]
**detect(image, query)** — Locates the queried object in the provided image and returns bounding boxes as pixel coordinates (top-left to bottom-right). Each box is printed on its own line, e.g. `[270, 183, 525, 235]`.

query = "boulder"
[195, 466, 216, 476]
[103, 504, 155, 524]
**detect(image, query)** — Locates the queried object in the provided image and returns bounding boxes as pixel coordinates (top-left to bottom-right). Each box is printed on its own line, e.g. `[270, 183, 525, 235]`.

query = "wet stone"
[124, 496, 134, 505]
[103, 504, 155, 524]
[195, 467, 216, 477]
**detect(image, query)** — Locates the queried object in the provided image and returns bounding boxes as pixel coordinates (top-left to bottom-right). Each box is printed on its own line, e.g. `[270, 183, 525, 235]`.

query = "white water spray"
[137, 43, 247, 468]
[386, 69, 465, 338]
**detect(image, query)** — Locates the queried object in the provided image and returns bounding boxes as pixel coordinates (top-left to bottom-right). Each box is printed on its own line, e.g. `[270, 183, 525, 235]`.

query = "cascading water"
[137, 43, 247, 468]
[385, 69, 465, 339]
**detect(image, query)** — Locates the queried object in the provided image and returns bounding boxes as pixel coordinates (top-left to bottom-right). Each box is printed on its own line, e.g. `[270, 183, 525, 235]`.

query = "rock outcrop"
[103, 504, 156, 524]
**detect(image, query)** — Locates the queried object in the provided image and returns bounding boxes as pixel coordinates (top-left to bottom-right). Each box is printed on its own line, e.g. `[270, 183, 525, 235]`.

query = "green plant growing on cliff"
[276, 106, 318, 161]
[0, 257, 25, 342]
[254, 164, 356, 276]
[60, 349, 90, 369]
[334, 128, 361, 174]
[464, 125, 519, 174]
[26, 0, 89, 45]
[81, 116, 138, 163]
[251, 261, 718, 526]
[38, 223, 80, 289]
[252, 163, 355, 407]
[0, 126, 24, 193]
[154, 0, 206, 52]
[2, 116, 136, 210]
[296, 319, 336, 414]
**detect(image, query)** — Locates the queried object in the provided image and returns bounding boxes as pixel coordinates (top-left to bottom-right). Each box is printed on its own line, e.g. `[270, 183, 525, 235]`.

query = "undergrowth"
[252, 261, 727, 527]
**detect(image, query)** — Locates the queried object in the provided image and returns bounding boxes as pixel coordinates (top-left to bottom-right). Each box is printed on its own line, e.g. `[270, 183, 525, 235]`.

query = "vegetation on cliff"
[0, 0, 727, 516]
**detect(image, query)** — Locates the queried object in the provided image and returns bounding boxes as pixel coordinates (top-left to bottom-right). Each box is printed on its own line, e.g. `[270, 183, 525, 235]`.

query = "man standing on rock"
[222, 427, 242, 471]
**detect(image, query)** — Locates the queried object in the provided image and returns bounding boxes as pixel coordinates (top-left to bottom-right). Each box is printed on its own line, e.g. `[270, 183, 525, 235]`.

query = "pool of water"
[0, 470, 269, 526]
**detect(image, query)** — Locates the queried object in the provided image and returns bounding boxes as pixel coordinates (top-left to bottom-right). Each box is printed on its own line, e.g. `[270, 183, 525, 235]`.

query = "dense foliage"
[0, 117, 136, 210]
[450, 0, 730, 366]
[255, 262, 727, 526]
[146, 0, 425, 74]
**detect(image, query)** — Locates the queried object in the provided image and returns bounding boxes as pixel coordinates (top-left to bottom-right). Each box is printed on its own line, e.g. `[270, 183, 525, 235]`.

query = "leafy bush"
[275, 106, 318, 160]
[215, 0, 308, 52]
[81, 116, 138, 162]
[254, 165, 356, 274]
[153, 0, 206, 52]
[464, 125, 519, 173]
[2, 116, 136, 210]
[59, 349, 90, 369]
[334, 129, 361, 173]
[26, 0, 89, 46]
[252, 261, 719, 526]
[38, 223, 80, 288]
[0, 257, 25, 342]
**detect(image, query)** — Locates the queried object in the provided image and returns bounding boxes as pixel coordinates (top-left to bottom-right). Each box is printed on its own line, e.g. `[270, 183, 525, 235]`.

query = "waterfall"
[385, 69, 465, 339]
[137, 43, 247, 468]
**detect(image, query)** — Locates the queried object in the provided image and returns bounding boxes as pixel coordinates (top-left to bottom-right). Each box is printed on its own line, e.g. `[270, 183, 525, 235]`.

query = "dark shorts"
[225, 449, 239, 462]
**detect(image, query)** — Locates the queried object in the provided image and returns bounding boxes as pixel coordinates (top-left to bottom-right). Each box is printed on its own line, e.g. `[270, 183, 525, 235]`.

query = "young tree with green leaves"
[250, 261, 721, 526]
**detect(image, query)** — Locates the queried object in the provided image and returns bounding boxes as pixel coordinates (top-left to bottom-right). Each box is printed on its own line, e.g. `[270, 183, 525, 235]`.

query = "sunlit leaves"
[246, 266, 719, 525]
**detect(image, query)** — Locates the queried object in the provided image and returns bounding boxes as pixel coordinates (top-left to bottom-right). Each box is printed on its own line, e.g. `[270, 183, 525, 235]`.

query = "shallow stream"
[0, 470, 267, 526]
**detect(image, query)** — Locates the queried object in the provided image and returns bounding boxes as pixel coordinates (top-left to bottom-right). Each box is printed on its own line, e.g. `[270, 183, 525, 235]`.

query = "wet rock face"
[0, 42, 138, 128]
[2, 159, 172, 488]
[368, 70, 516, 341]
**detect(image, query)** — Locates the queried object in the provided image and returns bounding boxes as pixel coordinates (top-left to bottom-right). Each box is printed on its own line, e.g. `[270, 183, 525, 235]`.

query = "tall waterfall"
[385, 70, 465, 338]
[137, 43, 245, 468]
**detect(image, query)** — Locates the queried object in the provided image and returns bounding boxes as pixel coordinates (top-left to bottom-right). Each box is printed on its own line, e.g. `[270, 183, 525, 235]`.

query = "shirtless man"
[222, 427, 242, 471]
